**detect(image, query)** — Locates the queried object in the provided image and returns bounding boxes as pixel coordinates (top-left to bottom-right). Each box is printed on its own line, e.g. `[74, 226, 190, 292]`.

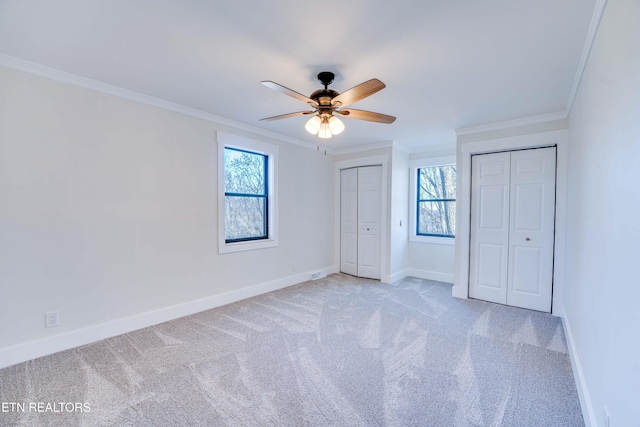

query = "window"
[416, 165, 456, 237]
[224, 147, 268, 242]
[410, 156, 456, 244]
[217, 132, 278, 253]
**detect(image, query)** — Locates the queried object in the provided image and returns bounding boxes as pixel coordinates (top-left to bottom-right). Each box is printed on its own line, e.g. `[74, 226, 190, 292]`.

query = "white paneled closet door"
[340, 168, 359, 276]
[469, 152, 511, 305]
[469, 147, 556, 312]
[340, 166, 381, 280]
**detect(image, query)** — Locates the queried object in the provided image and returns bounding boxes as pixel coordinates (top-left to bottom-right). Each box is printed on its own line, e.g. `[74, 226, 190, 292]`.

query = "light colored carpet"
[0, 274, 583, 426]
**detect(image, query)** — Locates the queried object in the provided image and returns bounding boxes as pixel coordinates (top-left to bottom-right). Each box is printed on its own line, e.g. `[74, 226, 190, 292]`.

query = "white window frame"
[217, 132, 278, 254]
[409, 155, 456, 245]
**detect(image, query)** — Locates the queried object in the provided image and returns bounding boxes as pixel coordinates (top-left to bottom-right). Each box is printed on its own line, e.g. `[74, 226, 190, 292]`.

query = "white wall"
[456, 118, 568, 144]
[563, 0, 640, 424]
[389, 146, 409, 281]
[407, 149, 457, 283]
[0, 66, 335, 367]
[408, 244, 455, 283]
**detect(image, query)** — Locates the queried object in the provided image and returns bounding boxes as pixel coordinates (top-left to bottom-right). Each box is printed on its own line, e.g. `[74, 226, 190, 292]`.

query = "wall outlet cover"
[310, 271, 327, 280]
[45, 311, 59, 328]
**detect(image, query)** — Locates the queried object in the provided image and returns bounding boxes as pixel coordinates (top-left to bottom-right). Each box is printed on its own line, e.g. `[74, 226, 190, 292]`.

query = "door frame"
[453, 130, 568, 316]
[334, 155, 389, 282]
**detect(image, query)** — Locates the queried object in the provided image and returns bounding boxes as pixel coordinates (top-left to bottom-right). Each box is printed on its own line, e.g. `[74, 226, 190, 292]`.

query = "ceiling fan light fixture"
[329, 116, 345, 135]
[306, 115, 344, 138]
[262, 72, 394, 144]
[318, 120, 332, 139]
[305, 116, 322, 134]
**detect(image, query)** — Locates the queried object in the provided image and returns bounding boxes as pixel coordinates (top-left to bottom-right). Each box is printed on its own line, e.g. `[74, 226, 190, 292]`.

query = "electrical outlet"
[45, 311, 59, 328]
[604, 407, 610, 427]
[310, 271, 326, 280]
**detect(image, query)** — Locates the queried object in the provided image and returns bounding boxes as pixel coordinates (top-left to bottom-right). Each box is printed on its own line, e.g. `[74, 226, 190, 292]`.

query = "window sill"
[409, 235, 455, 245]
[219, 238, 278, 254]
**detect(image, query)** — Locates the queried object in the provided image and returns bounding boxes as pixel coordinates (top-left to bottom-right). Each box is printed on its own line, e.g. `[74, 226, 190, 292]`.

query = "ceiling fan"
[260, 71, 396, 139]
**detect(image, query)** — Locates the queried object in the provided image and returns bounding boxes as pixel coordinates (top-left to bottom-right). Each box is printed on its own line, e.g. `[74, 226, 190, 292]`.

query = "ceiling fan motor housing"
[310, 88, 339, 114]
[317, 71, 335, 87]
[312, 71, 340, 116]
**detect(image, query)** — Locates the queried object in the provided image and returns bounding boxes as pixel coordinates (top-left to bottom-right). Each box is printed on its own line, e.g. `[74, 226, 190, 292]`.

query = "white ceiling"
[0, 0, 596, 152]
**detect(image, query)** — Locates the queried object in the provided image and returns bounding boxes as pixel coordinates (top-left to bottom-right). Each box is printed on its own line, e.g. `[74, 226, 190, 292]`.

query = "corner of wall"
[451, 284, 468, 299]
[407, 269, 454, 284]
[561, 310, 596, 427]
[386, 269, 409, 284]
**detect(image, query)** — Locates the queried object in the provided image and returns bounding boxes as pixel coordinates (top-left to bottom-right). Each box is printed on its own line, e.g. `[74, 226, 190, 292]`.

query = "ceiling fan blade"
[331, 79, 386, 107]
[259, 111, 315, 121]
[261, 81, 318, 106]
[339, 108, 396, 124]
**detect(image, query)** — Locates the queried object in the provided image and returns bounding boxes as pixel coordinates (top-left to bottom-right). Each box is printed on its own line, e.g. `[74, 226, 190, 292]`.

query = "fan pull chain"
[315, 131, 327, 155]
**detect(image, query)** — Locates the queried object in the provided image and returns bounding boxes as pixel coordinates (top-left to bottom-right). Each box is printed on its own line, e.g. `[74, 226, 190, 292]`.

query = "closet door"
[469, 147, 556, 312]
[340, 166, 382, 280]
[507, 147, 556, 312]
[469, 152, 511, 305]
[340, 168, 358, 276]
[357, 166, 381, 280]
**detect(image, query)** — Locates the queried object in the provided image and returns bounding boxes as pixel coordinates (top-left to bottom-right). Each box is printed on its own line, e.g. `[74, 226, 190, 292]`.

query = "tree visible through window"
[224, 147, 268, 242]
[417, 165, 456, 237]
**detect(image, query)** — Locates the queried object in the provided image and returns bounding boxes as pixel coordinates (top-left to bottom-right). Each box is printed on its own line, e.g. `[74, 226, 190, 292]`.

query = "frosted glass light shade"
[318, 121, 332, 139]
[329, 116, 345, 135]
[306, 115, 344, 138]
[305, 116, 322, 134]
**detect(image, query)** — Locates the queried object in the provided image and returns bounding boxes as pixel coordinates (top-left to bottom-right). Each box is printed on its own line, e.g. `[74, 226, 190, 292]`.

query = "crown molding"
[455, 111, 568, 136]
[392, 141, 411, 154]
[0, 54, 316, 150]
[566, 0, 609, 114]
[408, 142, 457, 156]
[331, 141, 394, 156]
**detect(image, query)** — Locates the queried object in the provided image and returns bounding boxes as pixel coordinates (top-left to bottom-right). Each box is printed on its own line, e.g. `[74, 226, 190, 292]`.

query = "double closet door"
[469, 147, 556, 312]
[340, 166, 382, 280]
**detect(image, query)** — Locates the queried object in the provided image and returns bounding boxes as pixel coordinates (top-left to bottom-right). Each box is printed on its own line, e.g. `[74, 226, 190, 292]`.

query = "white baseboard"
[562, 310, 596, 427]
[451, 285, 468, 299]
[326, 264, 340, 275]
[0, 267, 332, 370]
[384, 269, 409, 284]
[406, 268, 454, 284]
